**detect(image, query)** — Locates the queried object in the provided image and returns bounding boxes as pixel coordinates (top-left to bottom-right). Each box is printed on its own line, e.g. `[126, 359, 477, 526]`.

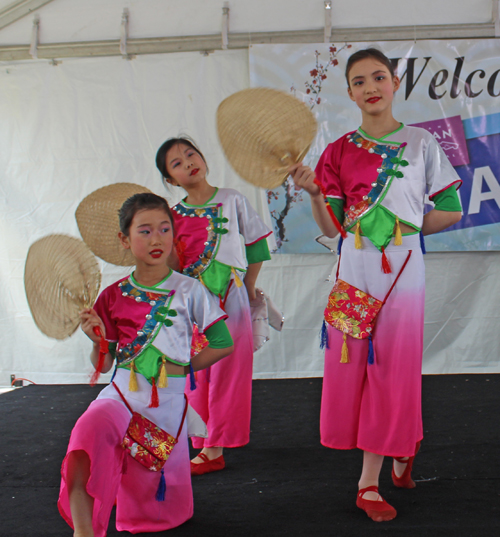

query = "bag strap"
[336, 245, 412, 299]
[112, 381, 189, 440]
[112, 381, 134, 413]
[175, 394, 189, 441]
[381, 250, 412, 305]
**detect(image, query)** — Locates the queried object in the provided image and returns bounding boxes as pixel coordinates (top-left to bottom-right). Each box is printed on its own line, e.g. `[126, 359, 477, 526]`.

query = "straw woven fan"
[217, 87, 318, 189]
[76, 183, 152, 266]
[24, 234, 101, 340]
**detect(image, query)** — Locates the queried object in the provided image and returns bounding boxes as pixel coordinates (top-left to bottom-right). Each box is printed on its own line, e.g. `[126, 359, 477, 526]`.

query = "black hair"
[119, 192, 174, 236]
[345, 48, 395, 87]
[155, 137, 208, 185]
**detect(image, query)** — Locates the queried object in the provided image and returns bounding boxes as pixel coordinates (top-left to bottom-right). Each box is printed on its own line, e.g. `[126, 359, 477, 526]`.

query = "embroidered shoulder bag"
[112, 382, 188, 501]
[323, 250, 412, 364]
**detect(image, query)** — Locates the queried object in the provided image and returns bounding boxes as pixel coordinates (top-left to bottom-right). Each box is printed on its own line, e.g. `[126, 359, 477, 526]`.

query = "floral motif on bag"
[122, 412, 177, 471]
[324, 279, 382, 339]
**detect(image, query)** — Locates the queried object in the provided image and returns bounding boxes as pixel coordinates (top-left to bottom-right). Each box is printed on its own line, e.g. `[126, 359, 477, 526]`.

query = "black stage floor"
[1, 375, 499, 536]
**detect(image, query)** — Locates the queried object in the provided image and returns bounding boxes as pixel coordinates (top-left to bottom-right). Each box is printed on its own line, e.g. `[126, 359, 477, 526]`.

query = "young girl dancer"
[58, 193, 234, 537]
[290, 48, 462, 522]
[155, 138, 272, 475]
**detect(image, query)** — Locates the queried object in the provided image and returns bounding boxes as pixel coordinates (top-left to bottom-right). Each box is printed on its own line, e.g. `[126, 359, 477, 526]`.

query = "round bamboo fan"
[217, 87, 317, 188]
[76, 183, 152, 266]
[24, 234, 101, 340]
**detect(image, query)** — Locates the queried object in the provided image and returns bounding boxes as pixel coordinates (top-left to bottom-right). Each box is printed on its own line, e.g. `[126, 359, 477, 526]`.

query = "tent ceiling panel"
[0, 23, 495, 62]
[0, 0, 493, 47]
[0, 1, 55, 31]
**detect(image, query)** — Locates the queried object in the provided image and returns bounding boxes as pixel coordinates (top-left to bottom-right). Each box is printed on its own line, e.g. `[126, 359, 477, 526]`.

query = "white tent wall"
[0, 0, 499, 385]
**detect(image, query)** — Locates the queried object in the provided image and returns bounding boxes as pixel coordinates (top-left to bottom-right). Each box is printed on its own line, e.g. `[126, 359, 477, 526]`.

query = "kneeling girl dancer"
[58, 193, 233, 537]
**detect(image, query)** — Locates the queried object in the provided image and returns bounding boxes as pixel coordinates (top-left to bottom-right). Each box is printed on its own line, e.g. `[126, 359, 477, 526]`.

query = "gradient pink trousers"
[320, 234, 425, 458]
[187, 280, 254, 449]
[58, 374, 192, 536]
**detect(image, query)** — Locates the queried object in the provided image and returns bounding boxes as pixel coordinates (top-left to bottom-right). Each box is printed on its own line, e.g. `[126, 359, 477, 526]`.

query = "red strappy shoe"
[356, 486, 397, 522]
[392, 440, 421, 489]
[190, 453, 225, 476]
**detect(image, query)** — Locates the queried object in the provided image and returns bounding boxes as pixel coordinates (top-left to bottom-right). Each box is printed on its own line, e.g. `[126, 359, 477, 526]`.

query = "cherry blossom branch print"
[267, 178, 304, 249]
[304, 43, 351, 109]
[269, 43, 351, 250]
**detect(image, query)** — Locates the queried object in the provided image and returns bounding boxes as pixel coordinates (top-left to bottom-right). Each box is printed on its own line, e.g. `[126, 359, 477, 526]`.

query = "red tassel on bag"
[90, 326, 109, 386]
[149, 377, 160, 408]
[381, 247, 392, 274]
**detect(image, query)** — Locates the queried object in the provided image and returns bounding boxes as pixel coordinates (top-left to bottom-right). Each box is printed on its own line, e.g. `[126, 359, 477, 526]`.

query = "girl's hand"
[288, 163, 320, 197]
[80, 308, 106, 344]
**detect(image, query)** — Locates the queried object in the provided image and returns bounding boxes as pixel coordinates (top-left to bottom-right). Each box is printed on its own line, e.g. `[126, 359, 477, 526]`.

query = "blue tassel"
[337, 235, 343, 256]
[419, 231, 426, 254]
[320, 320, 329, 350]
[189, 363, 197, 391]
[367, 334, 375, 365]
[155, 468, 166, 502]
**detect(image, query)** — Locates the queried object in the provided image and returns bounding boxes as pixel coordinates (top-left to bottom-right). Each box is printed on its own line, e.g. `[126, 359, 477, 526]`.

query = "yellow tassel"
[340, 333, 350, 363]
[129, 361, 138, 392]
[158, 356, 168, 388]
[354, 222, 363, 249]
[394, 216, 403, 246]
[232, 267, 243, 288]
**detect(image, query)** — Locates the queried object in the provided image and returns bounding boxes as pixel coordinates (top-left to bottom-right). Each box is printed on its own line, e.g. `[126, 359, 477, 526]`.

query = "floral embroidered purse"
[323, 250, 412, 364]
[112, 382, 188, 501]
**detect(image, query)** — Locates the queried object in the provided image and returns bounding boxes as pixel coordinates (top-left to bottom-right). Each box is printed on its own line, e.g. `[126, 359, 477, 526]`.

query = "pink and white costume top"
[316, 125, 462, 250]
[94, 269, 226, 368]
[172, 187, 272, 297]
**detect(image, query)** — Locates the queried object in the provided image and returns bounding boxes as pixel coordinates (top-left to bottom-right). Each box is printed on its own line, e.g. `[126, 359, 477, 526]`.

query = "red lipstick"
[190, 168, 199, 176]
[150, 250, 163, 258]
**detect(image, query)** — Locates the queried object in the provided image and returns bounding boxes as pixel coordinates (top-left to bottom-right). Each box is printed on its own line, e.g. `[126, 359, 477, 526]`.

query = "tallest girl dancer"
[290, 48, 462, 522]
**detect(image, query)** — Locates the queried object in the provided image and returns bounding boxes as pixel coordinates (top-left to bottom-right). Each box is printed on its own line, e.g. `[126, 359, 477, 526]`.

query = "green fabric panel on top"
[327, 197, 345, 225]
[431, 185, 462, 211]
[118, 344, 167, 384]
[357, 205, 397, 251]
[205, 319, 234, 349]
[200, 259, 235, 297]
[245, 237, 271, 264]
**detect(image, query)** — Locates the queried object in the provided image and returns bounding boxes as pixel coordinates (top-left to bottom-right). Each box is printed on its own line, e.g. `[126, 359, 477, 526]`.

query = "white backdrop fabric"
[0, 50, 498, 385]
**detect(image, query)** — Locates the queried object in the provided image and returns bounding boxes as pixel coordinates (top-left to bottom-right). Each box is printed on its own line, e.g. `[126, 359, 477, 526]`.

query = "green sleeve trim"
[327, 197, 344, 225]
[108, 342, 117, 360]
[245, 237, 271, 264]
[431, 185, 462, 212]
[204, 319, 234, 349]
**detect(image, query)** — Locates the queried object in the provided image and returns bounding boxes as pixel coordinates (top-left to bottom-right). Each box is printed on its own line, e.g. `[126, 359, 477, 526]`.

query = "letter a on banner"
[468, 166, 500, 215]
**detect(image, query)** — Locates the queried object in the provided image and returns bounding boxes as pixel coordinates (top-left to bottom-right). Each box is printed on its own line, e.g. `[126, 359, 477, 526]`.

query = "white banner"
[250, 39, 500, 253]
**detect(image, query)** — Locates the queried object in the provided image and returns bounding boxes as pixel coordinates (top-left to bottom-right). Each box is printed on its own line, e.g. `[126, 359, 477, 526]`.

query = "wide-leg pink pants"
[320, 234, 425, 458]
[187, 280, 254, 448]
[58, 374, 192, 536]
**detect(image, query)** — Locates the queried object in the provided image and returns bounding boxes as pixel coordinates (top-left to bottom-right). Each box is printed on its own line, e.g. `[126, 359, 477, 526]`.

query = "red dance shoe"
[356, 486, 397, 522]
[190, 453, 225, 476]
[392, 440, 421, 489]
